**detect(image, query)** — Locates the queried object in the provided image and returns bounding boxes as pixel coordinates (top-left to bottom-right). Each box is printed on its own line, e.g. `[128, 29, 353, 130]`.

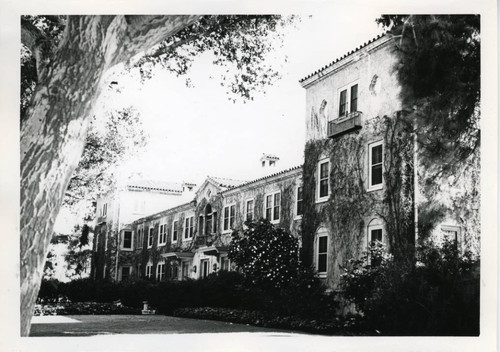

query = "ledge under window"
[327, 112, 362, 138]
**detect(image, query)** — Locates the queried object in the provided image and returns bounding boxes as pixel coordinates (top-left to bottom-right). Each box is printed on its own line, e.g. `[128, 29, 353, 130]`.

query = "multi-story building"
[298, 34, 476, 289]
[115, 167, 302, 282]
[91, 34, 477, 289]
[91, 178, 196, 280]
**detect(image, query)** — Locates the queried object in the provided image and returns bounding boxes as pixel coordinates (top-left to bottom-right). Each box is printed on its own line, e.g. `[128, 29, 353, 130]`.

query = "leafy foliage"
[133, 15, 297, 102]
[341, 240, 479, 335]
[63, 106, 147, 221]
[229, 219, 299, 289]
[20, 15, 66, 121]
[378, 15, 480, 177]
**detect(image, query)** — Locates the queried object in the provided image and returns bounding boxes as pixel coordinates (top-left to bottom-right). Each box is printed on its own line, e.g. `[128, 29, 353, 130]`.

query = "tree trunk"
[20, 15, 199, 336]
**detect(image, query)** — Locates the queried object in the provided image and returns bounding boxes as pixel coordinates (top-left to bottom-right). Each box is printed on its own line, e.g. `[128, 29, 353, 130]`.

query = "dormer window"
[338, 83, 358, 118]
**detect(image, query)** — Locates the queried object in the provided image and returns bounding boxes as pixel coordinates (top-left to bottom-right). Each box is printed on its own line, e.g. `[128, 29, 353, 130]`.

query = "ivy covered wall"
[116, 168, 303, 282]
[300, 113, 415, 289]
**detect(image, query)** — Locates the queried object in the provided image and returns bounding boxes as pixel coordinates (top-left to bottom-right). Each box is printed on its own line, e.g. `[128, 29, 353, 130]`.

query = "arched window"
[205, 204, 213, 235]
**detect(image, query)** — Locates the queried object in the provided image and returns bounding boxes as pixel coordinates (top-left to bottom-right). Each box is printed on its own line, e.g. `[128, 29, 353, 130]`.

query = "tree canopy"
[21, 15, 296, 221]
[378, 15, 480, 176]
[20, 15, 295, 336]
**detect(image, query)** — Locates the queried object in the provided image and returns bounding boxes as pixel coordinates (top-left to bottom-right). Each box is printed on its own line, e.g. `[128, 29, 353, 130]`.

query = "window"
[368, 223, 384, 265]
[370, 228, 383, 243]
[148, 227, 154, 248]
[296, 186, 303, 218]
[269, 160, 276, 166]
[439, 225, 461, 249]
[102, 203, 107, 217]
[121, 230, 133, 250]
[213, 212, 218, 233]
[146, 263, 153, 278]
[223, 204, 236, 232]
[205, 204, 215, 235]
[368, 141, 383, 190]
[264, 192, 281, 223]
[245, 199, 254, 222]
[172, 220, 178, 242]
[199, 215, 204, 235]
[120, 266, 131, 281]
[184, 216, 194, 240]
[156, 262, 166, 281]
[317, 235, 328, 276]
[338, 83, 358, 118]
[158, 223, 167, 246]
[317, 159, 330, 202]
[137, 227, 143, 248]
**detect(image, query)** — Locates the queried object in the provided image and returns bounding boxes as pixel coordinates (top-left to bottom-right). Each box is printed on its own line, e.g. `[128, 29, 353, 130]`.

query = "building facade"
[91, 179, 196, 281]
[92, 34, 476, 289]
[115, 168, 302, 282]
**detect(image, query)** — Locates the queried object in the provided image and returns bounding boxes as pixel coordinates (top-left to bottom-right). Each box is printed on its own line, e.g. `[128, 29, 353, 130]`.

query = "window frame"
[158, 223, 167, 246]
[264, 191, 281, 224]
[121, 230, 134, 251]
[368, 223, 384, 246]
[120, 266, 131, 282]
[223, 204, 236, 233]
[316, 158, 330, 203]
[183, 216, 194, 241]
[295, 185, 303, 219]
[337, 81, 359, 118]
[368, 140, 384, 191]
[172, 220, 178, 242]
[147, 227, 154, 248]
[245, 198, 255, 222]
[145, 263, 153, 278]
[316, 232, 328, 278]
[156, 261, 166, 281]
[137, 225, 144, 249]
[439, 225, 462, 250]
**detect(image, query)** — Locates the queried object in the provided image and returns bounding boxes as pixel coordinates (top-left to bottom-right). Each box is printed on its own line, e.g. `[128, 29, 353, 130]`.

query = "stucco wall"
[304, 39, 402, 141]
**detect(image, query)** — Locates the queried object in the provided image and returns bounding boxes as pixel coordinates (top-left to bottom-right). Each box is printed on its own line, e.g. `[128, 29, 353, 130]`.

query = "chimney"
[260, 153, 279, 169]
[182, 181, 196, 193]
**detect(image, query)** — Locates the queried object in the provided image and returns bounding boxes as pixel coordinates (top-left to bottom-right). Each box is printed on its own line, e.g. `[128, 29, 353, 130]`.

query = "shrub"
[37, 279, 61, 303]
[340, 240, 479, 335]
[229, 218, 300, 289]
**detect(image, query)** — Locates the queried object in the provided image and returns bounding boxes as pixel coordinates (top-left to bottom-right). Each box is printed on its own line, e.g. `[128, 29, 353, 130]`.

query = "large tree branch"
[21, 18, 47, 76]
[20, 15, 200, 336]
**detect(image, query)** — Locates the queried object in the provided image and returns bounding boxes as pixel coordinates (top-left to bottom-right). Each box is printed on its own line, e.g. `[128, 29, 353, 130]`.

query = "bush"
[35, 267, 341, 329]
[340, 240, 479, 335]
[229, 219, 299, 289]
[38, 279, 61, 303]
[173, 307, 362, 335]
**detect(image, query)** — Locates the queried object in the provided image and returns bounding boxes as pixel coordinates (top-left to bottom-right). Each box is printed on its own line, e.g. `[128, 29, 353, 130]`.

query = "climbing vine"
[380, 113, 415, 263]
[301, 112, 415, 285]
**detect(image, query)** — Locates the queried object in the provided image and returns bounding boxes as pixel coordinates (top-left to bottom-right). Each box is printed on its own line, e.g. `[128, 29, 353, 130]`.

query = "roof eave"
[299, 34, 392, 89]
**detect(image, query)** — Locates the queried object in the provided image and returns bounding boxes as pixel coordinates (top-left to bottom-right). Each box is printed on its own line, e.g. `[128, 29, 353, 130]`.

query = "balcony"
[195, 234, 215, 247]
[327, 111, 362, 138]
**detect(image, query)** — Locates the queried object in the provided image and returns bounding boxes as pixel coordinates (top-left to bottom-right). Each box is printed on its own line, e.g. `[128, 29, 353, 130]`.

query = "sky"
[94, 13, 384, 188]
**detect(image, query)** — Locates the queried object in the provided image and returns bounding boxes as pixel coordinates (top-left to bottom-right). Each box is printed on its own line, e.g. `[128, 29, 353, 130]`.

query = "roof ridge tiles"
[221, 165, 302, 194]
[299, 33, 388, 83]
